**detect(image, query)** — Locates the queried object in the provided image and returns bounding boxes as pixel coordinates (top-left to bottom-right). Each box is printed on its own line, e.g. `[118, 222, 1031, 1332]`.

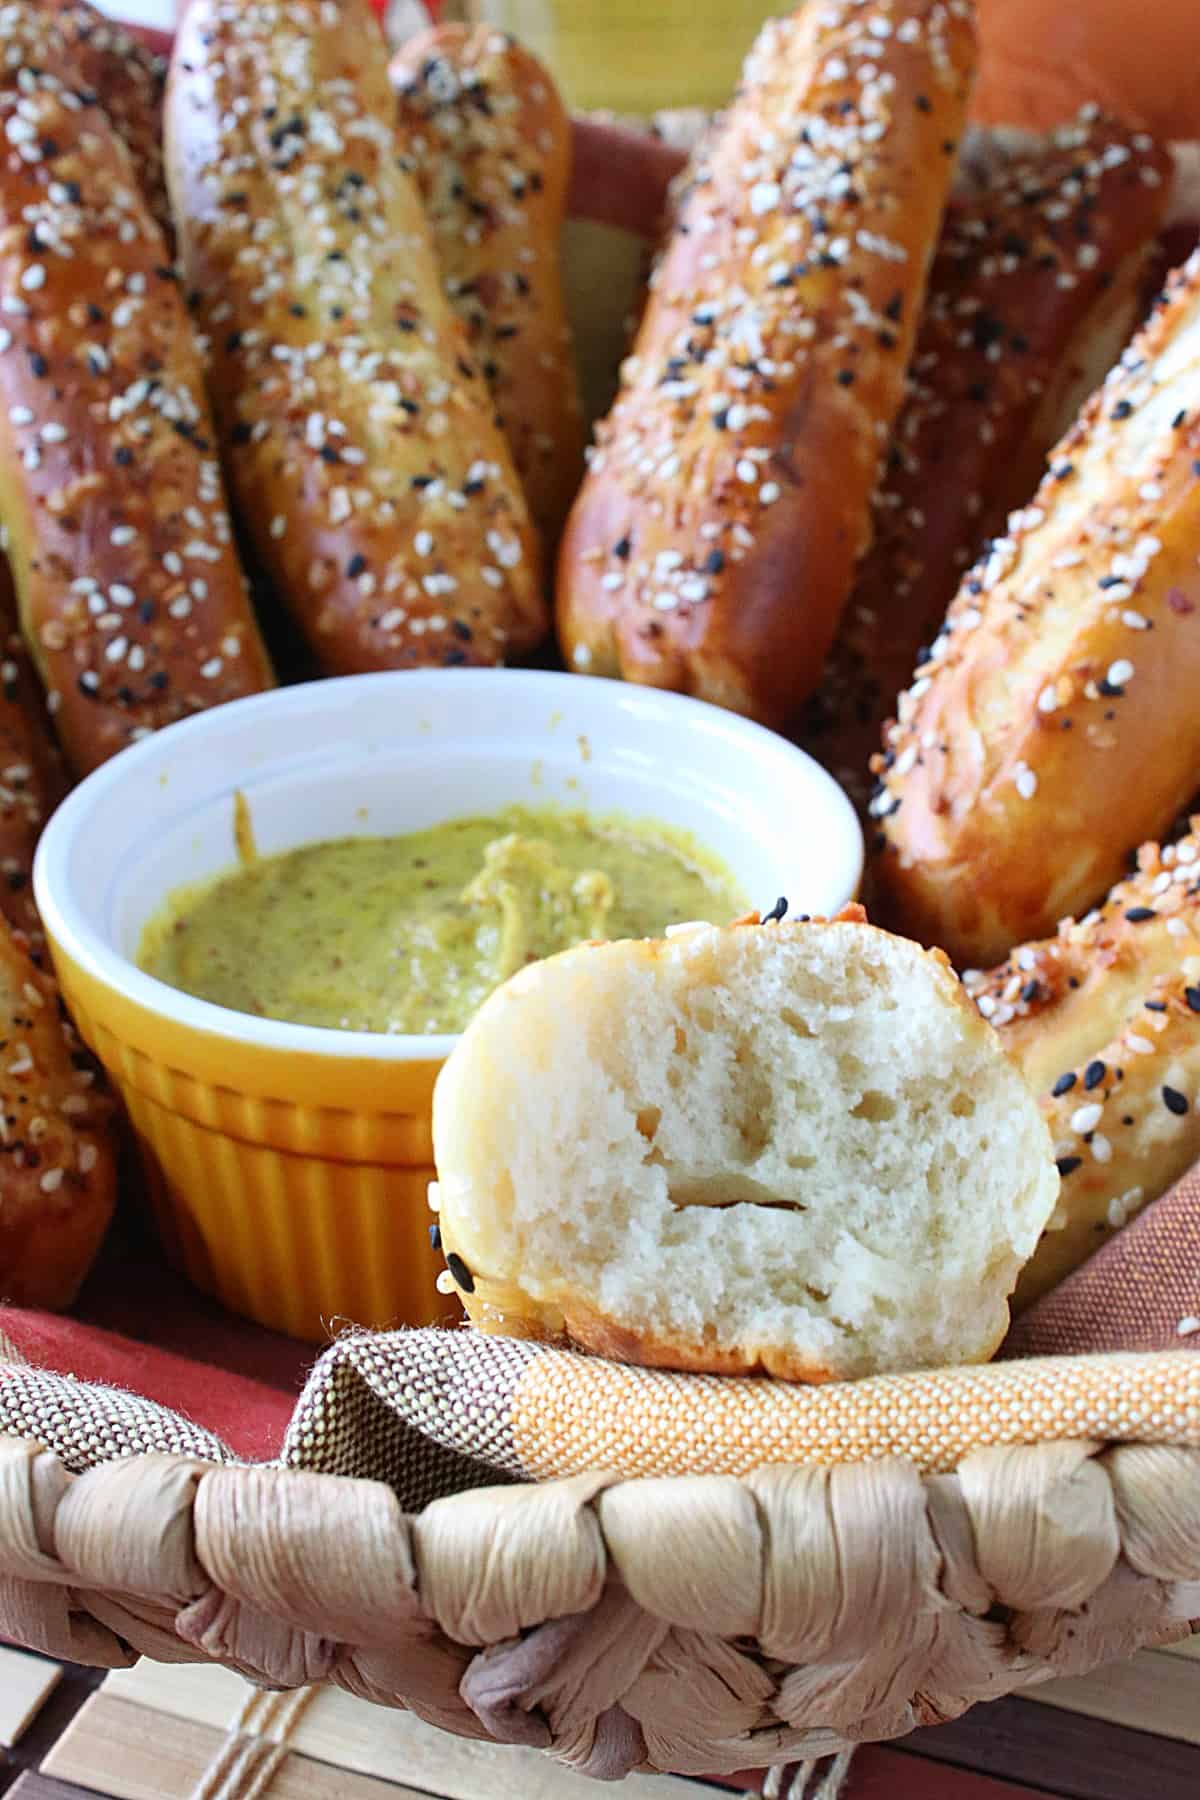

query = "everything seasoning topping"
[962, 821, 1200, 1252]
[869, 117, 1181, 843]
[580, 0, 973, 635]
[176, 0, 543, 675]
[391, 25, 583, 541]
[799, 106, 1170, 812]
[0, 3, 270, 768]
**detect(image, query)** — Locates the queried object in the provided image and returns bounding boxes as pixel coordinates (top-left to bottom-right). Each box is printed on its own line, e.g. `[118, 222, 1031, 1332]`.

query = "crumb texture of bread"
[433, 920, 1058, 1383]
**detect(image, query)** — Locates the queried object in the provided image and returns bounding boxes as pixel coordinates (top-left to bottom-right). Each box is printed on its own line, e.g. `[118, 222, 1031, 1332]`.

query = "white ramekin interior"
[33, 669, 864, 1062]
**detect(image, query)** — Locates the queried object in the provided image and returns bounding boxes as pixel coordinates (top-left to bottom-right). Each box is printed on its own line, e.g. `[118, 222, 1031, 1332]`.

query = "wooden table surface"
[1, 1635, 1197, 1800]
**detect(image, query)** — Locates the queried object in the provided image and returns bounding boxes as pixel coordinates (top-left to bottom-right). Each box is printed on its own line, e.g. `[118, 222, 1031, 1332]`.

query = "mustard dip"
[138, 804, 746, 1036]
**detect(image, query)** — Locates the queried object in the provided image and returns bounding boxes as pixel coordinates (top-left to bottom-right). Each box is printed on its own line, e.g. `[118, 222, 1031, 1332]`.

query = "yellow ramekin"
[34, 670, 862, 1343]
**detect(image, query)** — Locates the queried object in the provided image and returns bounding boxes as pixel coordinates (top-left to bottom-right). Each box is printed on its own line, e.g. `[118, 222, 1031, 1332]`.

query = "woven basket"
[0, 1329, 1197, 1781]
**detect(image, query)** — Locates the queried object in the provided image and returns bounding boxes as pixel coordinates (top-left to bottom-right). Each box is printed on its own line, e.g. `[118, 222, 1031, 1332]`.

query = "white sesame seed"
[104, 636, 128, 663]
[1168, 917, 1190, 938]
[1177, 1315, 1200, 1337]
[1037, 687, 1059, 714]
[200, 657, 223, 680]
[8, 405, 33, 426]
[736, 458, 757, 483]
[1015, 764, 1037, 800]
[39, 1167, 63, 1193]
[269, 515, 286, 539]
[1090, 1133, 1112, 1164]
[1126, 1035, 1155, 1055]
[1106, 1196, 1127, 1228]
[1107, 659, 1134, 687]
[759, 481, 781, 505]
[78, 1143, 98, 1174]
[748, 181, 782, 216]
[110, 525, 136, 547]
[1070, 1101, 1103, 1134]
[0, 329, 10, 353]
[40, 422, 67, 443]
[1121, 609, 1149, 630]
[600, 573, 623, 592]
[414, 530, 434, 557]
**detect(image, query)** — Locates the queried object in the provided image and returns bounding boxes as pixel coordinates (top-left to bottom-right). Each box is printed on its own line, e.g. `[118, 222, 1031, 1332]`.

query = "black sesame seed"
[231, 421, 252, 446]
[463, 478, 485, 496]
[704, 549, 726, 575]
[1124, 906, 1156, 922]
[914, 93, 932, 112]
[319, 444, 340, 463]
[613, 536, 632, 560]
[446, 1251, 474, 1293]
[27, 351, 47, 378]
[712, 407, 730, 430]
[139, 601, 155, 623]
[346, 553, 367, 578]
[1052, 1071, 1077, 1097]
[1055, 1156, 1082, 1177]
[1186, 986, 1200, 1013]
[1163, 1085, 1189, 1116]
[1173, 410, 1187, 429]
[452, 620, 472, 641]
[1097, 575, 1126, 589]
[428, 1223, 441, 1251]
[411, 474, 434, 489]
[1111, 399, 1133, 420]
[835, 369, 856, 386]
[762, 896, 788, 924]
[971, 312, 1004, 351]
[1144, 999, 1167, 1012]
[86, 303, 103, 323]
[150, 670, 169, 692]
[443, 648, 468, 666]
[1020, 980, 1041, 1003]
[113, 446, 133, 466]
[1084, 1059, 1106, 1090]
[1098, 679, 1124, 697]
[884, 292, 903, 322]
[225, 331, 243, 353]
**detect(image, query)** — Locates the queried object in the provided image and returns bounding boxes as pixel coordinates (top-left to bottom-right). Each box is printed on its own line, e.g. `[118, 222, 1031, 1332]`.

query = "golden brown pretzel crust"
[871, 246, 1200, 967]
[554, 0, 976, 730]
[0, 576, 65, 960]
[0, 10, 273, 776]
[167, 0, 546, 678]
[43, 0, 172, 247]
[0, 918, 116, 1311]
[390, 25, 585, 555]
[799, 111, 1172, 814]
[964, 822, 1200, 1307]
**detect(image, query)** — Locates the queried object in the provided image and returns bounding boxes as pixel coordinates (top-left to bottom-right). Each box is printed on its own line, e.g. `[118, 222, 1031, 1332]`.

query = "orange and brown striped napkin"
[0, 1159, 1195, 1510]
[1005, 1161, 1200, 1357]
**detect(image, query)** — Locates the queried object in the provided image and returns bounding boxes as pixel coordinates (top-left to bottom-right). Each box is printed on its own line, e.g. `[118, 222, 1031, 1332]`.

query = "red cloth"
[0, 1228, 311, 1461]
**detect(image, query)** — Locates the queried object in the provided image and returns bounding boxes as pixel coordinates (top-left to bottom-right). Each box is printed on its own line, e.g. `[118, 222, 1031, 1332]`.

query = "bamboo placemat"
[0, 1637, 1197, 1800]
